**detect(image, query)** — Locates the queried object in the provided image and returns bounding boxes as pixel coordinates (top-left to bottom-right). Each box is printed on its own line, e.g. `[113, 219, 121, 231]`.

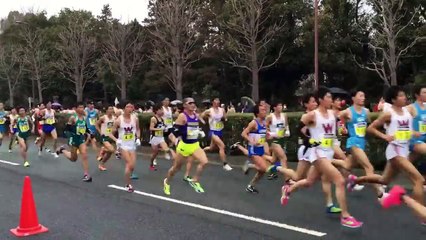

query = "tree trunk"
[120, 76, 127, 102]
[36, 77, 43, 103]
[251, 68, 259, 102]
[8, 84, 14, 107]
[389, 39, 398, 86]
[76, 77, 83, 102]
[103, 82, 108, 103]
[176, 63, 183, 100]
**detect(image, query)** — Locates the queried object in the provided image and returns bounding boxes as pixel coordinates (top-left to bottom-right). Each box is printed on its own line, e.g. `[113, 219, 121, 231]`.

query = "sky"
[0, 0, 150, 22]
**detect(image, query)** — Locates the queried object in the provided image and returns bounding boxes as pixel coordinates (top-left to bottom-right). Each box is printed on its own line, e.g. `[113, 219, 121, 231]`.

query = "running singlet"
[386, 107, 412, 144]
[17, 117, 30, 133]
[270, 113, 286, 138]
[118, 115, 137, 150]
[413, 102, 426, 135]
[309, 110, 336, 148]
[44, 109, 56, 125]
[347, 106, 367, 138]
[181, 112, 199, 144]
[151, 116, 165, 137]
[75, 116, 87, 136]
[248, 119, 267, 147]
[162, 106, 173, 129]
[101, 115, 115, 135]
[86, 109, 98, 132]
[208, 108, 224, 132]
[0, 111, 6, 125]
[10, 114, 18, 129]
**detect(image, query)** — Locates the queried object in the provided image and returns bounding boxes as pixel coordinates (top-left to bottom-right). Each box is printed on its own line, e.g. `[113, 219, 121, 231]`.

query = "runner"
[241, 104, 296, 193]
[8, 108, 19, 153]
[39, 102, 59, 157]
[161, 97, 174, 163]
[95, 105, 116, 171]
[0, 103, 7, 147]
[108, 102, 141, 192]
[265, 101, 290, 180]
[85, 101, 99, 152]
[149, 104, 172, 171]
[347, 86, 425, 214]
[163, 98, 208, 195]
[56, 102, 92, 182]
[281, 87, 363, 228]
[201, 98, 233, 171]
[33, 103, 45, 147]
[12, 107, 34, 167]
[340, 90, 385, 199]
[294, 93, 342, 214]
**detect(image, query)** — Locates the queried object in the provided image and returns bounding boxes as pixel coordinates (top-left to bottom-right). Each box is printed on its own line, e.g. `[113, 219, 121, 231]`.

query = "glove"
[116, 139, 122, 148]
[135, 138, 141, 146]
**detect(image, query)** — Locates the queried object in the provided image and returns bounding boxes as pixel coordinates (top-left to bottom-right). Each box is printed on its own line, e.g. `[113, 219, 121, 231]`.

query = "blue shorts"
[42, 125, 56, 134]
[409, 135, 426, 152]
[209, 130, 223, 138]
[0, 125, 6, 134]
[13, 128, 18, 134]
[248, 145, 265, 157]
[346, 137, 366, 151]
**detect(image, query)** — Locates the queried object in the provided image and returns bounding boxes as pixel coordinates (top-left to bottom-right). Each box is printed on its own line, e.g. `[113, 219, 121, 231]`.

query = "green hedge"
[53, 112, 426, 171]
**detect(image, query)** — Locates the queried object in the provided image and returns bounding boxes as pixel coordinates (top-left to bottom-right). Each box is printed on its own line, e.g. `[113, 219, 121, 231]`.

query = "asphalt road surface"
[0, 140, 425, 240]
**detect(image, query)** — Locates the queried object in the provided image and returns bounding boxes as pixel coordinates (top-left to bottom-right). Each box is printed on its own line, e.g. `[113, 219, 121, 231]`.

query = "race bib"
[321, 134, 334, 148]
[419, 121, 426, 134]
[0, 118, 5, 124]
[354, 123, 367, 137]
[257, 135, 266, 144]
[19, 124, 29, 132]
[277, 129, 285, 138]
[46, 118, 55, 125]
[215, 122, 224, 130]
[165, 119, 173, 125]
[395, 130, 411, 142]
[89, 118, 96, 125]
[77, 126, 86, 135]
[155, 130, 163, 137]
[123, 133, 135, 141]
[106, 128, 112, 134]
[187, 127, 198, 140]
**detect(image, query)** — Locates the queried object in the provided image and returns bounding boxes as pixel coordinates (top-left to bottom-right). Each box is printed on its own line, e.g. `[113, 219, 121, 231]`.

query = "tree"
[355, 0, 426, 86]
[0, 45, 24, 106]
[54, 10, 97, 101]
[222, 0, 286, 102]
[103, 21, 145, 101]
[148, 0, 203, 100]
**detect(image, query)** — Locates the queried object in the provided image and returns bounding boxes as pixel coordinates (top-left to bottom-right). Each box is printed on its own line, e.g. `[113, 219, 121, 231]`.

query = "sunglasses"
[186, 101, 195, 105]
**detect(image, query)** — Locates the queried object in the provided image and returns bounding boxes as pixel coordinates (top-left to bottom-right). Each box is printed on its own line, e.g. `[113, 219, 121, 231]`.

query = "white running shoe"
[223, 164, 233, 171]
[153, 159, 158, 166]
[353, 184, 365, 191]
[53, 153, 59, 158]
[164, 153, 171, 160]
[38, 150, 42, 156]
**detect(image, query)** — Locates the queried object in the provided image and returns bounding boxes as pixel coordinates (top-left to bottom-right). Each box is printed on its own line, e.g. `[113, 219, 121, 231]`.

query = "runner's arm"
[367, 112, 392, 142]
[135, 116, 141, 140]
[108, 119, 120, 142]
[241, 120, 256, 144]
[149, 117, 161, 131]
[95, 116, 104, 135]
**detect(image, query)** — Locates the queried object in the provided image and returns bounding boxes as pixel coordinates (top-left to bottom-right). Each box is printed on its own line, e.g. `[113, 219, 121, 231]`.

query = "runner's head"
[45, 101, 52, 110]
[106, 105, 114, 115]
[183, 98, 196, 112]
[271, 102, 283, 113]
[332, 95, 342, 110]
[212, 98, 220, 107]
[385, 86, 406, 107]
[413, 85, 426, 102]
[316, 87, 332, 108]
[11, 108, 17, 115]
[253, 104, 267, 119]
[87, 101, 94, 110]
[153, 104, 164, 117]
[302, 93, 317, 111]
[75, 102, 85, 114]
[124, 102, 134, 114]
[18, 107, 26, 116]
[162, 97, 170, 107]
[350, 89, 365, 106]
[38, 103, 45, 110]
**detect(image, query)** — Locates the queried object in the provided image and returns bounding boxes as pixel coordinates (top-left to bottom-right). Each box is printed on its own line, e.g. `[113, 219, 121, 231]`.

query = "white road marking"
[108, 184, 327, 237]
[0, 159, 20, 166]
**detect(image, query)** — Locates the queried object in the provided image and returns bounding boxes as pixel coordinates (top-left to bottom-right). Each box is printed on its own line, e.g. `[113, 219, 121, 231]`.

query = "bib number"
[354, 123, 367, 137]
[77, 126, 86, 135]
[215, 122, 224, 130]
[257, 135, 266, 144]
[89, 118, 96, 125]
[123, 133, 135, 141]
[395, 130, 411, 142]
[155, 130, 163, 137]
[19, 124, 29, 132]
[187, 127, 198, 140]
[106, 128, 112, 134]
[165, 119, 173, 125]
[277, 129, 285, 138]
[0, 118, 5, 124]
[321, 135, 334, 148]
[46, 118, 55, 125]
[419, 122, 426, 134]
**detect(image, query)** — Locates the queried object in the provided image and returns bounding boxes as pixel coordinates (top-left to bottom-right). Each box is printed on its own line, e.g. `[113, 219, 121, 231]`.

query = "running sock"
[327, 203, 333, 208]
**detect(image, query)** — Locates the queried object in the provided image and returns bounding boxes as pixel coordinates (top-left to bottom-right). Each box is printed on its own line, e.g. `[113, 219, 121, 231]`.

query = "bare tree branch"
[0, 45, 25, 106]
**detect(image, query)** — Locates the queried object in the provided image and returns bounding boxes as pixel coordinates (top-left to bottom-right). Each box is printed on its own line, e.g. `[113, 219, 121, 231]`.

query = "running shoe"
[267, 173, 278, 180]
[280, 185, 290, 205]
[34, 137, 40, 145]
[153, 159, 158, 166]
[115, 150, 121, 159]
[382, 185, 406, 209]
[346, 174, 357, 192]
[45, 148, 51, 153]
[223, 163, 233, 171]
[149, 165, 157, 171]
[246, 185, 259, 194]
[38, 150, 42, 156]
[23, 161, 30, 167]
[125, 184, 134, 193]
[82, 175, 92, 182]
[8, 149, 11, 153]
[353, 184, 365, 191]
[193, 182, 205, 193]
[267, 165, 278, 174]
[230, 142, 241, 151]
[242, 160, 250, 175]
[341, 216, 363, 228]
[164, 152, 171, 160]
[98, 165, 107, 171]
[163, 178, 171, 195]
[56, 145, 66, 156]
[130, 173, 139, 180]
[326, 204, 342, 214]
[183, 176, 192, 182]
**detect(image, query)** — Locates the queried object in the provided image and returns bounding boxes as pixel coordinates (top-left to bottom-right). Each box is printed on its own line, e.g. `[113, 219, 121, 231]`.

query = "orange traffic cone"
[10, 176, 49, 237]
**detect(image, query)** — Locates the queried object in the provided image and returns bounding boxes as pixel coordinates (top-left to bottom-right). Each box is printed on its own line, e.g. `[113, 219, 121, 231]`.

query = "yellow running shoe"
[163, 178, 171, 195]
[24, 161, 30, 167]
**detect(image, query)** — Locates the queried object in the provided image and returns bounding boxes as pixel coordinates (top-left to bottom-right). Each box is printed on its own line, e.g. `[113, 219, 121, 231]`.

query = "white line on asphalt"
[0, 159, 20, 166]
[108, 184, 326, 237]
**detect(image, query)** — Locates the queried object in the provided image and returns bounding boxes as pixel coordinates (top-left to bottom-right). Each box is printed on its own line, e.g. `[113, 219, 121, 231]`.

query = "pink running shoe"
[346, 174, 357, 192]
[382, 185, 406, 209]
[341, 216, 363, 228]
[280, 185, 290, 206]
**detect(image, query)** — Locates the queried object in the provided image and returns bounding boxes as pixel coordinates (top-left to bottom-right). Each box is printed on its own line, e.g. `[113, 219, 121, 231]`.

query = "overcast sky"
[0, 0, 150, 22]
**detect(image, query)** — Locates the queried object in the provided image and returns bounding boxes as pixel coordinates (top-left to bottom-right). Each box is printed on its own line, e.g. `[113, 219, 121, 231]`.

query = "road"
[0, 139, 424, 240]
